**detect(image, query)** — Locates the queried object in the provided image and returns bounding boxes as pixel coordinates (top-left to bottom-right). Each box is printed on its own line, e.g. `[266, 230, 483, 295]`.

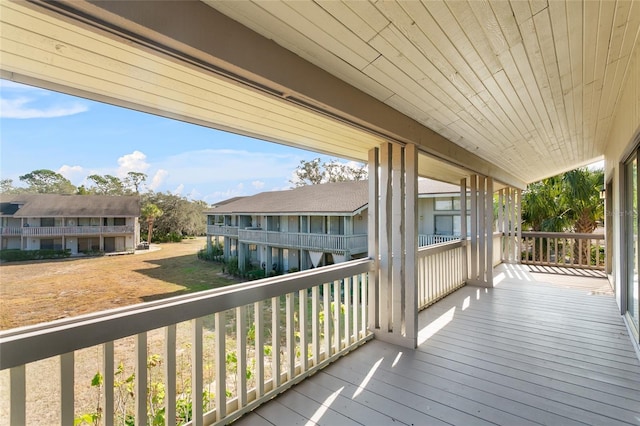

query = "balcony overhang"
[0, 0, 526, 189]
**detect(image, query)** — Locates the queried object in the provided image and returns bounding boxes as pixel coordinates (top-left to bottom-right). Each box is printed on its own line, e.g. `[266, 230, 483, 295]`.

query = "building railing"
[237, 229, 368, 254]
[0, 259, 373, 425]
[418, 234, 460, 247]
[417, 240, 467, 310]
[520, 231, 605, 270]
[207, 224, 239, 237]
[2, 226, 135, 237]
[0, 227, 22, 236]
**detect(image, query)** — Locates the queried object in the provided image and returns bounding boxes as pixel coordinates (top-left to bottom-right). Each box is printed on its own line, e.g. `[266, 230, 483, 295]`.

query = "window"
[41, 217, 54, 227]
[114, 218, 126, 226]
[434, 215, 454, 235]
[434, 198, 453, 210]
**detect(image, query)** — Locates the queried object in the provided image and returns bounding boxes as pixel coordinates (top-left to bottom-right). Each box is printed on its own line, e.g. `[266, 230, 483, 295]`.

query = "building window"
[41, 217, 55, 227]
[114, 218, 126, 226]
[434, 198, 453, 210]
[435, 215, 454, 235]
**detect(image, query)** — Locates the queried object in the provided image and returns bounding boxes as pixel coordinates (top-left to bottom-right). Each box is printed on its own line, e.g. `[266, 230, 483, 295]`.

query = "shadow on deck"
[236, 264, 640, 425]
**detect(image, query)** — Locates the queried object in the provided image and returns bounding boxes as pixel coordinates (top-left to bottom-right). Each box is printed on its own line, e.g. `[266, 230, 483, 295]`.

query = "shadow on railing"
[0, 259, 373, 425]
[520, 231, 605, 270]
[417, 240, 467, 310]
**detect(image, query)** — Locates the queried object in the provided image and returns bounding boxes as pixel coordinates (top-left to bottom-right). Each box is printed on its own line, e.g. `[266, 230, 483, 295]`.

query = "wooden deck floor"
[235, 264, 640, 426]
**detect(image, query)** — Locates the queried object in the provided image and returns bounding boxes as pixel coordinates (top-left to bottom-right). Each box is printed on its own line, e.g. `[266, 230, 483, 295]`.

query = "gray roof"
[418, 179, 460, 195]
[0, 194, 141, 217]
[207, 181, 369, 215]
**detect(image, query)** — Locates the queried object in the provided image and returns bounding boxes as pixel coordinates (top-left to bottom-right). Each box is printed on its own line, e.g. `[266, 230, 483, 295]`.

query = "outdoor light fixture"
[600, 186, 606, 200]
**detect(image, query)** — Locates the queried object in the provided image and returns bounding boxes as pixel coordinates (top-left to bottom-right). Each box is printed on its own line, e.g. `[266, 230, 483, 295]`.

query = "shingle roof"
[0, 194, 141, 217]
[418, 179, 460, 195]
[207, 181, 369, 215]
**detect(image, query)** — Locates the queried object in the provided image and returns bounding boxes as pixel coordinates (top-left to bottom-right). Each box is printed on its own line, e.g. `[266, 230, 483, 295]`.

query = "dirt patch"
[0, 237, 239, 330]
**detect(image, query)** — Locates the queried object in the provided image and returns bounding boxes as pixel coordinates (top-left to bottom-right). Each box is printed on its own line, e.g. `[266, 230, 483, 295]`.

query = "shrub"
[0, 249, 71, 262]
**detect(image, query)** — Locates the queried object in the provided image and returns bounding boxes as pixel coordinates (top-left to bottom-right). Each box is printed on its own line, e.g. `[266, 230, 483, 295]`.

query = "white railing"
[418, 234, 460, 247]
[0, 259, 373, 425]
[237, 230, 368, 254]
[19, 226, 134, 236]
[0, 227, 22, 236]
[206, 225, 239, 237]
[520, 231, 605, 270]
[417, 240, 467, 310]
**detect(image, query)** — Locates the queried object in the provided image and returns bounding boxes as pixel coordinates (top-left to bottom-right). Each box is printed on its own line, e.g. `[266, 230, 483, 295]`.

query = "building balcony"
[207, 224, 239, 237]
[0, 226, 135, 237]
[237, 229, 368, 255]
[3, 239, 636, 425]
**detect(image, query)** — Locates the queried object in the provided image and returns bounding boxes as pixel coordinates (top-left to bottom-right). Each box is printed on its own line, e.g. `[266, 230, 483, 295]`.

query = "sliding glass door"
[625, 154, 639, 338]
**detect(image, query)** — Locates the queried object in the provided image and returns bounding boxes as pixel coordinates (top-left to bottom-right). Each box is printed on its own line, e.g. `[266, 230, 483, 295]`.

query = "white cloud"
[149, 169, 169, 190]
[0, 97, 88, 119]
[252, 180, 265, 189]
[57, 165, 85, 183]
[117, 151, 150, 176]
[205, 183, 246, 203]
[172, 184, 185, 195]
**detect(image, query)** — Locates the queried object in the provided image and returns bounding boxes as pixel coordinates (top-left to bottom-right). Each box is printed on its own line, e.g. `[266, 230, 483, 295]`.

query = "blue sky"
[0, 79, 346, 204]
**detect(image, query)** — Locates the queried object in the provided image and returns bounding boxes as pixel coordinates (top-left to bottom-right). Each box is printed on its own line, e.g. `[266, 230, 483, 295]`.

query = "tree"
[124, 172, 147, 194]
[87, 174, 125, 195]
[290, 158, 367, 187]
[143, 192, 207, 239]
[0, 179, 19, 194]
[19, 169, 76, 194]
[141, 203, 163, 243]
[522, 167, 604, 264]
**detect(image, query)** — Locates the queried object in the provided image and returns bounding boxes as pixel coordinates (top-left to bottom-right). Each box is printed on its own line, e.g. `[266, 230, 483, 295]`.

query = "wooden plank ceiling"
[207, 0, 640, 183]
[1, 1, 639, 186]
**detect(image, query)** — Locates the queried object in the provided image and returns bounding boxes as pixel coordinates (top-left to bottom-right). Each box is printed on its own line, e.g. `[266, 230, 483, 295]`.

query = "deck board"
[235, 266, 640, 426]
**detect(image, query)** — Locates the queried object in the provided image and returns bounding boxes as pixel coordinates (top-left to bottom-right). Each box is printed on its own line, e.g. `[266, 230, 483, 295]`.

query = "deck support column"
[496, 187, 521, 263]
[468, 175, 494, 287]
[368, 142, 418, 348]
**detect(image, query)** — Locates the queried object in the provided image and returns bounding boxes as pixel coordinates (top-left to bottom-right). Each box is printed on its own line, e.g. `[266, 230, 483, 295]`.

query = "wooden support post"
[404, 143, 418, 345]
[478, 176, 486, 282]
[485, 177, 494, 283]
[470, 175, 478, 281]
[379, 143, 392, 332]
[368, 148, 381, 332]
[391, 143, 403, 335]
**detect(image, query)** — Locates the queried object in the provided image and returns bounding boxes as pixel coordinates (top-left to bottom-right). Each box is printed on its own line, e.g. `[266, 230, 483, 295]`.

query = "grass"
[0, 237, 239, 330]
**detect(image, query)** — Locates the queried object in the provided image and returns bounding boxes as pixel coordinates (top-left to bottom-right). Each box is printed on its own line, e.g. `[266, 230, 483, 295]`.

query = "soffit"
[0, 1, 384, 164]
[0, 0, 522, 188]
[206, 0, 640, 182]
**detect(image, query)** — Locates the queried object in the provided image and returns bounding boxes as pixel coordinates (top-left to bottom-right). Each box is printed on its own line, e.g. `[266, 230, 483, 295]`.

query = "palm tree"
[141, 203, 163, 244]
[521, 167, 604, 264]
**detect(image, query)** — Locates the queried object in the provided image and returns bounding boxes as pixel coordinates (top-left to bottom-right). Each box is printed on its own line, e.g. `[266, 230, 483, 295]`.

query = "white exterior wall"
[604, 40, 640, 312]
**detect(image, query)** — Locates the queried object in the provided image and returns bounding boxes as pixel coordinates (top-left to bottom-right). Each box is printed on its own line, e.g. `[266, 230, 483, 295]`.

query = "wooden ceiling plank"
[376, 1, 485, 95]
[210, 0, 395, 103]
[509, 0, 533, 26]
[548, 0, 577, 146]
[599, 2, 640, 129]
[363, 56, 459, 127]
[533, 7, 572, 162]
[420, 0, 497, 80]
[315, 0, 380, 43]
[586, 2, 616, 159]
[443, 0, 503, 74]
[518, 15, 566, 161]
[496, 48, 552, 154]
[259, 1, 378, 70]
[468, 0, 510, 56]
[489, 0, 523, 48]
[372, 25, 474, 108]
[506, 43, 557, 147]
[341, 0, 390, 36]
[369, 29, 465, 115]
[566, 0, 584, 158]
